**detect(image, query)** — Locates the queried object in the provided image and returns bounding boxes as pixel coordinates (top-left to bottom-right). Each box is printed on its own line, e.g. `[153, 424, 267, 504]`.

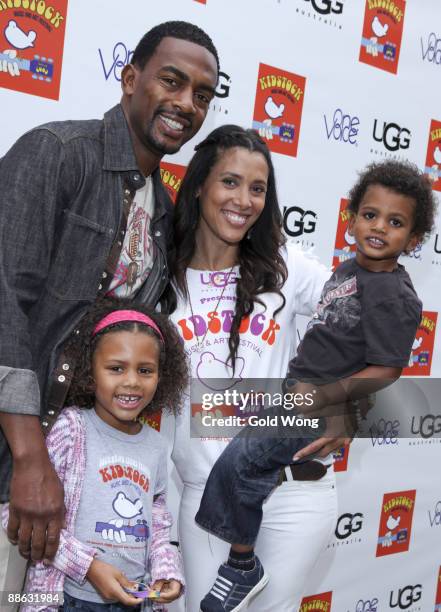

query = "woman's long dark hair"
[171, 125, 287, 370]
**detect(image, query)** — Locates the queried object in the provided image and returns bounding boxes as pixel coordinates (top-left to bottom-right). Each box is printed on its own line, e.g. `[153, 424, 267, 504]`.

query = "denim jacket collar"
[103, 103, 140, 172]
[103, 104, 168, 222]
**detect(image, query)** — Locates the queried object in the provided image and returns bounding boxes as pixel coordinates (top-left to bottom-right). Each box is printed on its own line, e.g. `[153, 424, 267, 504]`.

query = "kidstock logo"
[428, 500, 441, 527]
[283, 206, 317, 241]
[159, 162, 187, 204]
[252, 63, 306, 157]
[333, 198, 356, 269]
[372, 119, 411, 152]
[300, 590, 332, 611]
[303, 0, 344, 14]
[335, 512, 363, 539]
[359, 0, 406, 75]
[370, 417, 400, 446]
[376, 490, 416, 557]
[99, 42, 133, 82]
[434, 566, 441, 609]
[389, 584, 422, 610]
[0, 0, 68, 100]
[324, 108, 360, 145]
[421, 32, 441, 66]
[402, 311, 438, 376]
[333, 443, 350, 472]
[424, 119, 441, 191]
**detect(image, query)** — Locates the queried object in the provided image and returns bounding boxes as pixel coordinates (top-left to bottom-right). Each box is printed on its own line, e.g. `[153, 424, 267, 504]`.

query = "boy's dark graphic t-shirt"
[290, 258, 422, 383]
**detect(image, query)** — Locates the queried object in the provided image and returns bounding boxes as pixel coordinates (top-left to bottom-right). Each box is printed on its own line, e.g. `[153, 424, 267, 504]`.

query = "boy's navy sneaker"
[200, 555, 268, 611]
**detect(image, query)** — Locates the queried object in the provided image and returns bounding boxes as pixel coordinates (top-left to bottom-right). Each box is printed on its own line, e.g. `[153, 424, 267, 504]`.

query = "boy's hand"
[151, 579, 182, 604]
[86, 559, 141, 606]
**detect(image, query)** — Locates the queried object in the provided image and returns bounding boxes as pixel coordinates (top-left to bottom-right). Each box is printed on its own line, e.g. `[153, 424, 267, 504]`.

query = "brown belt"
[278, 461, 330, 484]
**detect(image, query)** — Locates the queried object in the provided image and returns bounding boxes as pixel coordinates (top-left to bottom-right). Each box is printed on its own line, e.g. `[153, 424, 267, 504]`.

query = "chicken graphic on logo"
[4, 20, 36, 49]
[381, 514, 400, 547]
[265, 96, 285, 119]
[196, 351, 245, 391]
[94, 492, 149, 543]
[371, 16, 389, 38]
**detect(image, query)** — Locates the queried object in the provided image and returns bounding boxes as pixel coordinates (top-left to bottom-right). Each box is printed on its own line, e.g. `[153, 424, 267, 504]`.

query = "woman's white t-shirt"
[169, 243, 331, 489]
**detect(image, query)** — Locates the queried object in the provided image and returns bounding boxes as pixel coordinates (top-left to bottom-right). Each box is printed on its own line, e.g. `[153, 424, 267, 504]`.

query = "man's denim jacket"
[0, 104, 173, 501]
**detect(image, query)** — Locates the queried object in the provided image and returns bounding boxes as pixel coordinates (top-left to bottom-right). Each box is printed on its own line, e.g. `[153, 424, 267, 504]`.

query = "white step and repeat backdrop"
[1, 1, 441, 610]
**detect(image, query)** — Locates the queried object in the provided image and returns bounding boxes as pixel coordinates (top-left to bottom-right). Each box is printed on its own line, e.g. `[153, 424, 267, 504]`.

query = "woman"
[164, 125, 346, 611]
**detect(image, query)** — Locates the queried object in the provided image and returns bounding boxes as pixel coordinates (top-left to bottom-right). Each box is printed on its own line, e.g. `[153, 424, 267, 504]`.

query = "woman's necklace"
[185, 264, 235, 349]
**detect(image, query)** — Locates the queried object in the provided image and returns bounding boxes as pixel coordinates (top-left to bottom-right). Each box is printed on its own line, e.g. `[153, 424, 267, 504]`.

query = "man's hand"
[86, 559, 141, 606]
[258, 119, 274, 140]
[293, 415, 352, 461]
[0, 413, 64, 561]
[366, 37, 379, 57]
[8, 453, 64, 561]
[151, 579, 182, 604]
[0, 49, 20, 76]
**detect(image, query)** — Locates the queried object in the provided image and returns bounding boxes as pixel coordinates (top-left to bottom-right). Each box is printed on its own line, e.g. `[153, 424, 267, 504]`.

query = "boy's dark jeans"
[195, 417, 326, 546]
[61, 593, 140, 612]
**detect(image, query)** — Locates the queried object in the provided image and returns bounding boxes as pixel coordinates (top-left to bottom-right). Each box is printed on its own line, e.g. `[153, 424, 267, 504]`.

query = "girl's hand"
[86, 558, 141, 606]
[151, 579, 182, 603]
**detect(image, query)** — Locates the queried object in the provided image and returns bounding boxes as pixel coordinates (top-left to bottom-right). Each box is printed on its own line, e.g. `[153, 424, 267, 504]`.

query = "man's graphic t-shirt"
[64, 409, 167, 603]
[108, 178, 155, 298]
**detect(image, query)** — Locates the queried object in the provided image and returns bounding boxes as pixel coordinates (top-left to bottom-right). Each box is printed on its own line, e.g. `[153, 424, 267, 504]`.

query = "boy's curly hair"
[348, 160, 437, 243]
[64, 297, 188, 417]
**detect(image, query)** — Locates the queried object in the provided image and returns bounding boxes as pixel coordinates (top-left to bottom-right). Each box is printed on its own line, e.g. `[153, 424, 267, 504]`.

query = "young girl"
[3, 298, 188, 611]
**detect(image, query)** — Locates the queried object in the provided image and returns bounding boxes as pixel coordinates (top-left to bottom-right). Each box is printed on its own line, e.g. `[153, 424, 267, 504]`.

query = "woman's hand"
[293, 415, 352, 461]
[86, 559, 141, 606]
[151, 579, 182, 604]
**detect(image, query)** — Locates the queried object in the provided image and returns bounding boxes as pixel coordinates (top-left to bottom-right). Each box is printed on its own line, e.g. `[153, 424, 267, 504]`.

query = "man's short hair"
[132, 21, 219, 75]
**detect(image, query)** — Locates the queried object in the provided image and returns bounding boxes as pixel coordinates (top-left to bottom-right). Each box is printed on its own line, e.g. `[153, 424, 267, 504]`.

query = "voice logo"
[389, 584, 422, 610]
[421, 32, 441, 65]
[335, 512, 363, 539]
[410, 414, 441, 439]
[408, 242, 422, 260]
[283, 206, 317, 238]
[370, 418, 400, 447]
[428, 500, 441, 527]
[354, 598, 379, 612]
[324, 108, 360, 145]
[99, 42, 133, 82]
[372, 119, 411, 152]
[303, 0, 344, 15]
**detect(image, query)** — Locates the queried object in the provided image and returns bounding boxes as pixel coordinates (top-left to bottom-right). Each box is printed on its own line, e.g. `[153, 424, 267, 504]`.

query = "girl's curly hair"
[64, 297, 188, 417]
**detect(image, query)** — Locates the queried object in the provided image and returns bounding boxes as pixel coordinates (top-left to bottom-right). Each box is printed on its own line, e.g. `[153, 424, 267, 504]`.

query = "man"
[0, 19, 219, 591]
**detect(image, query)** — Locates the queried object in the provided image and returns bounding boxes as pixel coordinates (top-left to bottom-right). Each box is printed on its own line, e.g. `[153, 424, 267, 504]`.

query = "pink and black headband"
[92, 310, 164, 342]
